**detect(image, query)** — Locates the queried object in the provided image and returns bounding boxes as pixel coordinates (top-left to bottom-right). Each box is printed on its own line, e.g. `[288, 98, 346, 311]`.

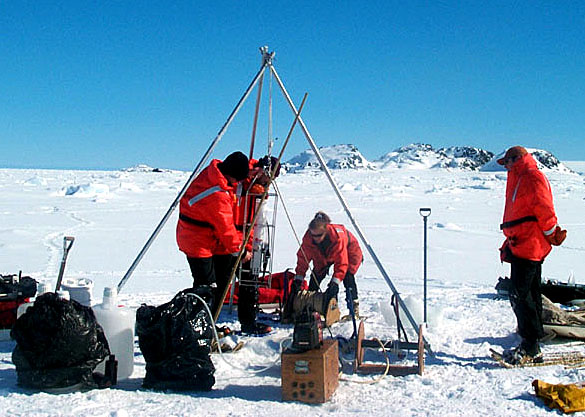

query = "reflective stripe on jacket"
[176, 159, 242, 258]
[295, 223, 363, 281]
[501, 153, 557, 262]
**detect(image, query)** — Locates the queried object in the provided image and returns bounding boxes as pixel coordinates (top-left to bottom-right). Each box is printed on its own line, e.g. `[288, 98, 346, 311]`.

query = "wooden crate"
[281, 339, 339, 403]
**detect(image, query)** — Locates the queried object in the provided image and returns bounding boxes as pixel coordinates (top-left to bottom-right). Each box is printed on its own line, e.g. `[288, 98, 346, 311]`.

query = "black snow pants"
[509, 255, 544, 346]
[237, 261, 259, 327]
[187, 254, 237, 316]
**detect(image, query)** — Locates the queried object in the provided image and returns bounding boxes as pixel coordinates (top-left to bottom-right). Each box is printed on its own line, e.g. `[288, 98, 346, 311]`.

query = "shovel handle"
[55, 236, 75, 292]
[63, 236, 75, 252]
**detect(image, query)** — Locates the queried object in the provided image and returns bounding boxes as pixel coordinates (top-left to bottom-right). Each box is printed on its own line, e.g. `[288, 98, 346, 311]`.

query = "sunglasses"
[310, 231, 325, 239]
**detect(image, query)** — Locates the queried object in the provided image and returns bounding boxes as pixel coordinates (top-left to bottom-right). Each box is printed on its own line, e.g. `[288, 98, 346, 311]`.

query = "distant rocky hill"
[375, 144, 493, 171]
[280, 143, 572, 174]
[284, 144, 375, 173]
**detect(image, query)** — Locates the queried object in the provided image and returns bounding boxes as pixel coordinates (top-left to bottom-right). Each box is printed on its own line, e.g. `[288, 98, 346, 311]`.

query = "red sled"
[224, 270, 308, 306]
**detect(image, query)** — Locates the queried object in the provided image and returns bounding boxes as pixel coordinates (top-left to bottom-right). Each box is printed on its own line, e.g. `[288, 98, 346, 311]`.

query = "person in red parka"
[293, 211, 363, 317]
[176, 151, 250, 318]
[498, 146, 567, 364]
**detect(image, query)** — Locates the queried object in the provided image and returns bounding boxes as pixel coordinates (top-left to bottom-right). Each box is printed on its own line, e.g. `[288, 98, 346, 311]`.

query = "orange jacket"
[295, 223, 363, 282]
[215, 159, 265, 255]
[501, 153, 558, 262]
[176, 159, 242, 258]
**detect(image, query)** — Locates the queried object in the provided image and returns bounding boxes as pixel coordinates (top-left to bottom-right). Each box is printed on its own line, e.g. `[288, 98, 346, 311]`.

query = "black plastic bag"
[136, 288, 215, 391]
[11, 292, 110, 390]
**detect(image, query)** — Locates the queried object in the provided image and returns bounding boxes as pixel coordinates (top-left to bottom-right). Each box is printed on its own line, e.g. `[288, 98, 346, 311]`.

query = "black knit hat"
[218, 151, 249, 181]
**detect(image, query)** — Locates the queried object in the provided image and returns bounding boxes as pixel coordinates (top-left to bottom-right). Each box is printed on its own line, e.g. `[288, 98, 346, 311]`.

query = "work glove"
[324, 280, 339, 303]
[499, 240, 513, 263]
[322, 280, 339, 314]
[546, 226, 567, 246]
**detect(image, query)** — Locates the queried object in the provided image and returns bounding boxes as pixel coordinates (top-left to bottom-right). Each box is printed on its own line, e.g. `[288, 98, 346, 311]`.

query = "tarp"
[533, 379, 585, 413]
[224, 270, 307, 306]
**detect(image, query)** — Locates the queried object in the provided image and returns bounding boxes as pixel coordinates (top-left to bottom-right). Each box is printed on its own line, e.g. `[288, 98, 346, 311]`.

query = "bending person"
[293, 211, 363, 318]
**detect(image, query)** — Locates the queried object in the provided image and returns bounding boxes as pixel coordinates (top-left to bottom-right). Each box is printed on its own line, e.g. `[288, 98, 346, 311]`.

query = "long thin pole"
[423, 216, 428, 323]
[270, 65, 432, 354]
[248, 75, 264, 158]
[419, 207, 431, 324]
[117, 62, 269, 293]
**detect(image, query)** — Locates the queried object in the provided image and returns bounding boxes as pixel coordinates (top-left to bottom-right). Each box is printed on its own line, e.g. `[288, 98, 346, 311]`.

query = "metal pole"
[270, 65, 432, 354]
[419, 208, 431, 324]
[117, 59, 270, 293]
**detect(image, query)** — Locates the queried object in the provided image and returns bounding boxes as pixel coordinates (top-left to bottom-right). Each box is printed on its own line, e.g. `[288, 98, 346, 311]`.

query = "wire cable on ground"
[192, 292, 289, 374]
[338, 337, 390, 385]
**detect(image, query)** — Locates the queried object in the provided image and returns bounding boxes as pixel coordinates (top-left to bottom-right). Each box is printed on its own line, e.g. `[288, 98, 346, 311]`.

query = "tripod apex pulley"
[259, 46, 275, 65]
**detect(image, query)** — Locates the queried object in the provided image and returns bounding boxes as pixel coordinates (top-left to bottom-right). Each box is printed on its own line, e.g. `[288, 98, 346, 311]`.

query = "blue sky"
[1, 1, 584, 170]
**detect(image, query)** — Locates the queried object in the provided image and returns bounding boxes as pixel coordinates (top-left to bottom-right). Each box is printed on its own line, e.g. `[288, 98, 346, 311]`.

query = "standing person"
[232, 155, 280, 335]
[176, 151, 250, 322]
[498, 146, 567, 364]
[293, 211, 363, 318]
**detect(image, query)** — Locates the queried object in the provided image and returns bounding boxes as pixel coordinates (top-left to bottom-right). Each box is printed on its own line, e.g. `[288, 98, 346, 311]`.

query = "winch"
[292, 310, 323, 352]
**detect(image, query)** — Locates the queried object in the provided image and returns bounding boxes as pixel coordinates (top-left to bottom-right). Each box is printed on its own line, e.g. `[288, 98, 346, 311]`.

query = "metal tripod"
[116, 46, 433, 355]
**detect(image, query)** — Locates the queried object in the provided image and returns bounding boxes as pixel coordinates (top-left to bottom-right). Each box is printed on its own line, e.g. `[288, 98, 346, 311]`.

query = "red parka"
[501, 153, 558, 262]
[295, 224, 363, 282]
[176, 159, 242, 258]
[215, 159, 264, 255]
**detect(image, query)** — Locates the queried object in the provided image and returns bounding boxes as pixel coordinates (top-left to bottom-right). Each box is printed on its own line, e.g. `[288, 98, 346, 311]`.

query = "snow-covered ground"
[1, 164, 584, 416]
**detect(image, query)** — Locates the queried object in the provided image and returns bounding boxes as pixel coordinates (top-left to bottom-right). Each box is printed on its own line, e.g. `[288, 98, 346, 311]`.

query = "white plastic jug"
[60, 278, 94, 306]
[93, 287, 135, 380]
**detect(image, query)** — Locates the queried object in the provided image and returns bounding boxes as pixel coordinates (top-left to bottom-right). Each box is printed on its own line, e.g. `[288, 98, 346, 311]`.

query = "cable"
[338, 337, 390, 385]
[191, 292, 288, 374]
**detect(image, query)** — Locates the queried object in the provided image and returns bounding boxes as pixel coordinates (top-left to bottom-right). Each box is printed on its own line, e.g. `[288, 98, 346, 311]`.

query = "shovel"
[54, 236, 75, 292]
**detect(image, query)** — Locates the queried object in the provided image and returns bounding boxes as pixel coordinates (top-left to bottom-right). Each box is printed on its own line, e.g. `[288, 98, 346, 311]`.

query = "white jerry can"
[93, 287, 135, 380]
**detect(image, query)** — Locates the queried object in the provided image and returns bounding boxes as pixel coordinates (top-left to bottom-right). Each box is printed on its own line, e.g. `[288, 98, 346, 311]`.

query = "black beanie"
[218, 151, 249, 181]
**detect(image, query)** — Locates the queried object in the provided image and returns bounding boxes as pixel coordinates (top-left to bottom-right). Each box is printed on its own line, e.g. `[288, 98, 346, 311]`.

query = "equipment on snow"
[281, 338, 339, 403]
[136, 288, 215, 391]
[490, 348, 585, 368]
[282, 289, 340, 327]
[0, 272, 37, 331]
[92, 287, 135, 381]
[292, 310, 323, 352]
[541, 278, 585, 305]
[11, 292, 112, 391]
[354, 321, 425, 376]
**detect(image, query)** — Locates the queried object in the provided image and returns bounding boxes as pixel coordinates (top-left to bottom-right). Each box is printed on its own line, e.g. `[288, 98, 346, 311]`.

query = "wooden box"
[281, 339, 339, 403]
